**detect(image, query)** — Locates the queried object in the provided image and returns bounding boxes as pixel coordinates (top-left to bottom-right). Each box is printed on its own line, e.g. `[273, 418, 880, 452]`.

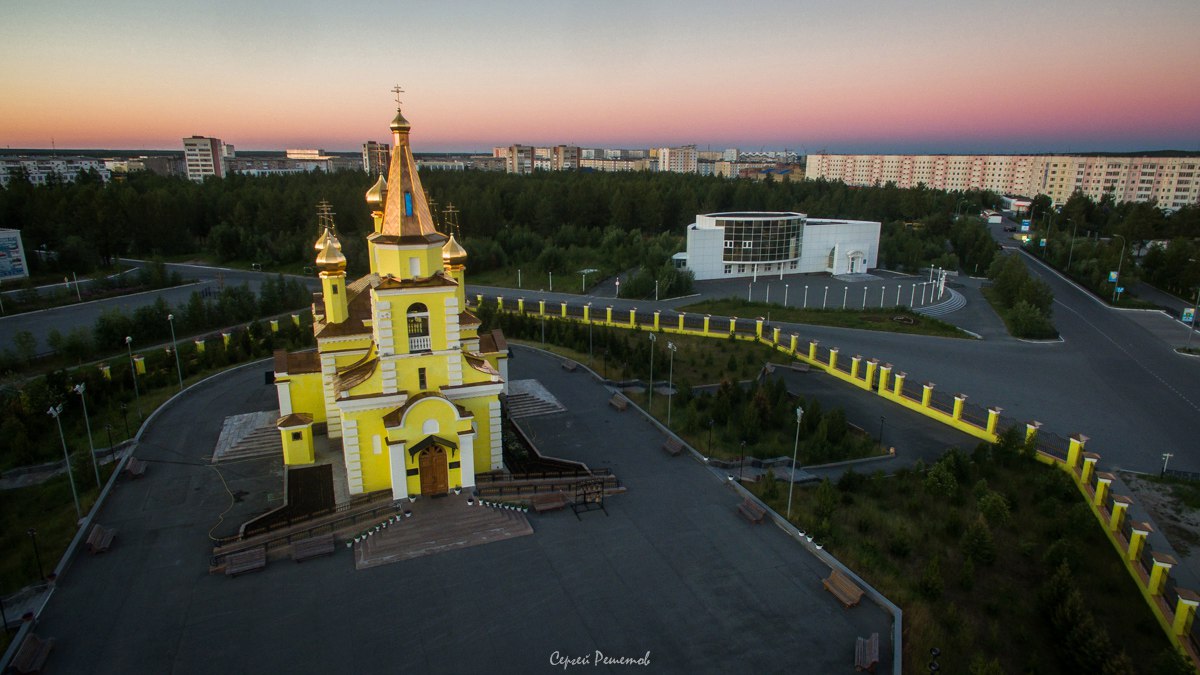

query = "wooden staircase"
[354, 495, 532, 570]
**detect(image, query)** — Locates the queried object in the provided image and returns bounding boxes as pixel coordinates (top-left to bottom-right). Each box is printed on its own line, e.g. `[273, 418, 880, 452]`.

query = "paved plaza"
[30, 349, 893, 674]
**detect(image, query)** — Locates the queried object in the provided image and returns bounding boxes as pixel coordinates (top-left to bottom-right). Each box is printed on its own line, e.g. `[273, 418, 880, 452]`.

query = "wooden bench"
[608, 394, 628, 411]
[225, 546, 267, 576]
[662, 437, 683, 457]
[531, 491, 569, 513]
[86, 523, 116, 554]
[125, 458, 147, 479]
[823, 568, 865, 608]
[736, 498, 766, 524]
[291, 534, 334, 562]
[855, 632, 879, 672]
[560, 360, 578, 372]
[10, 633, 54, 674]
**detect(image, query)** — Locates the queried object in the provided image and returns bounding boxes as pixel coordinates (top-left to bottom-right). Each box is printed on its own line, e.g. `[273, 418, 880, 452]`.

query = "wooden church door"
[419, 446, 449, 495]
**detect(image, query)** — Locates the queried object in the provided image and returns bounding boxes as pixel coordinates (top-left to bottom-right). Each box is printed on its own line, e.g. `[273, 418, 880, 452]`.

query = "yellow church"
[273, 105, 508, 501]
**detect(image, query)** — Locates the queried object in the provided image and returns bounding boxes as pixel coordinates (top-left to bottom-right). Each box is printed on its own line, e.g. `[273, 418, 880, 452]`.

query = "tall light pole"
[1111, 234, 1127, 303]
[648, 333, 657, 411]
[655, 279, 659, 301]
[786, 406, 804, 520]
[666, 341, 677, 426]
[168, 313, 183, 391]
[1066, 218, 1080, 272]
[842, 286, 848, 309]
[822, 286, 828, 309]
[615, 278, 620, 298]
[549, 271, 553, 292]
[783, 284, 789, 306]
[73, 384, 100, 487]
[126, 336, 142, 418]
[48, 404, 82, 521]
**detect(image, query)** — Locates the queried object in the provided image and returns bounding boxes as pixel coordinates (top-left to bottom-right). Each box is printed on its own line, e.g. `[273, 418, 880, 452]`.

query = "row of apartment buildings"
[805, 153, 1200, 209]
[491, 144, 802, 180]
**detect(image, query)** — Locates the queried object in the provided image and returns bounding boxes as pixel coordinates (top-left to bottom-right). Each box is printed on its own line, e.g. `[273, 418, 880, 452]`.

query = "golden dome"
[315, 230, 347, 272]
[442, 234, 468, 266]
[365, 174, 387, 206]
[314, 227, 330, 251]
[390, 109, 411, 132]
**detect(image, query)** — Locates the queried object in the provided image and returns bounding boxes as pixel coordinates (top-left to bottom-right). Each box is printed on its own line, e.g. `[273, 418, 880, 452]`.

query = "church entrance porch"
[418, 444, 449, 496]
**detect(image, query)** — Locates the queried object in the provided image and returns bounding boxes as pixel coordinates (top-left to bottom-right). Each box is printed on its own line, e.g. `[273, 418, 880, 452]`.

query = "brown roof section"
[459, 310, 481, 327]
[380, 117, 441, 239]
[478, 328, 508, 355]
[367, 232, 448, 247]
[274, 349, 321, 375]
[315, 278, 375, 339]
[334, 356, 378, 396]
[276, 413, 313, 428]
[464, 353, 500, 377]
[376, 271, 457, 291]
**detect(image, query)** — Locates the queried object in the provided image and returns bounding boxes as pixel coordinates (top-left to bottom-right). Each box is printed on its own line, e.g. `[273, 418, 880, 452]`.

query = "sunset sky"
[3, 0, 1199, 153]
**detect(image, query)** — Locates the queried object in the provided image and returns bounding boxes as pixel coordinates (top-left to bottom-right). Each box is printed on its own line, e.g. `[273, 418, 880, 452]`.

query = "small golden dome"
[315, 231, 347, 272]
[314, 227, 330, 251]
[442, 234, 468, 266]
[390, 109, 411, 132]
[365, 174, 387, 206]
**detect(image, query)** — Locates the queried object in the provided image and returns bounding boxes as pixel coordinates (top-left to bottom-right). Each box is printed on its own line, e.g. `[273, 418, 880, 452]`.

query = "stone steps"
[506, 392, 565, 419]
[354, 497, 532, 569]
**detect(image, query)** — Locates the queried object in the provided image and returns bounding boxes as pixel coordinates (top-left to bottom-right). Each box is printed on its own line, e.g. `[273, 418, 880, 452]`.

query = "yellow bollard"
[678, 313, 686, 331]
[291, 314, 300, 326]
[877, 364, 891, 394]
[606, 306, 613, 325]
[194, 339, 206, 353]
[1110, 495, 1131, 532]
[1172, 590, 1200, 636]
[921, 382, 934, 407]
[893, 372, 905, 397]
[270, 319, 279, 333]
[986, 407, 1001, 434]
[99, 364, 111, 380]
[952, 394, 966, 420]
[538, 300, 545, 315]
[865, 359, 878, 389]
[828, 348, 839, 370]
[133, 355, 146, 374]
[518, 298, 525, 313]
[1128, 522, 1152, 562]
[653, 311, 660, 331]
[561, 302, 567, 318]
[850, 356, 861, 380]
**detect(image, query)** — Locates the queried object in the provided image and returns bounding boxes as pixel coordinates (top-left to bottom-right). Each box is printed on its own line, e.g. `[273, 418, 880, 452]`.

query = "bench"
[736, 498, 766, 524]
[531, 491, 570, 513]
[10, 633, 55, 674]
[608, 394, 628, 412]
[291, 534, 334, 562]
[823, 568, 865, 608]
[125, 458, 147, 479]
[86, 523, 116, 554]
[855, 632, 879, 672]
[225, 546, 267, 576]
[560, 360, 578, 372]
[662, 437, 684, 457]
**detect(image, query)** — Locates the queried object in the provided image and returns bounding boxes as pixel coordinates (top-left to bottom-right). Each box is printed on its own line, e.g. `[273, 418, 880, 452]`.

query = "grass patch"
[753, 439, 1190, 673]
[678, 298, 968, 338]
[981, 286, 1059, 340]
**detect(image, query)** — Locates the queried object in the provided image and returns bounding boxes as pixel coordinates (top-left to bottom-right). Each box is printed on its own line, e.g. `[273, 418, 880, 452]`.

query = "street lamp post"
[27, 529, 44, 581]
[73, 384, 100, 487]
[1112, 234, 1127, 303]
[666, 342, 677, 425]
[47, 404, 82, 521]
[707, 418, 714, 456]
[783, 284, 789, 306]
[587, 303, 594, 362]
[1066, 218, 1080, 272]
[655, 279, 659, 301]
[615, 278, 620, 298]
[648, 333, 657, 411]
[786, 406, 804, 520]
[1186, 284, 1199, 352]
[879, 416, 887, 448]
[822, 286, 828, 309]
[842, 286, 848, 309]
[549, 271, 553, 292]
[517, 268, 521, 288]
[125, 336, 142, 418]
[739, 441, 746, 482]
[168, 313, 183, 390]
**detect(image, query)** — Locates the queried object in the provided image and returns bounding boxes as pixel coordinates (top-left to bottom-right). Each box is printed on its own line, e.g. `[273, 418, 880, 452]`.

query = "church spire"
[380, 85, 441, 239]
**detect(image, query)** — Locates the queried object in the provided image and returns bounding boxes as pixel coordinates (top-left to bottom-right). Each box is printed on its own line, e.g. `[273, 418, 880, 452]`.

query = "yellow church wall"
[343, 410, 393, 494]
[284, 372, 327, 424]
[392, 353, 451, 391]
[382, 291, 455, 355]
[280, 423, 315, 465]
[371, 244, 444, 280]
[456, 395, 498, 475]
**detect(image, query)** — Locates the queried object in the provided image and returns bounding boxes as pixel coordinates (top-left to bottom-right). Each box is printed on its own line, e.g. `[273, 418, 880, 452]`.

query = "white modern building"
[676, 212, 880, 280]
[0, 156, 111, 186]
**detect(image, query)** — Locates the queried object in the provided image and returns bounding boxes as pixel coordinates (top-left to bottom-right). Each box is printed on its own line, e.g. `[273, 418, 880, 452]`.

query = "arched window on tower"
[407, 303, 431, 352]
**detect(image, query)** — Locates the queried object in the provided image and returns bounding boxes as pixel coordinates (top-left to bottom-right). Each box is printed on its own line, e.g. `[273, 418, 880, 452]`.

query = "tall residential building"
[552, 145, 580, 171]
[506, 145, 534, 174]
[806, 153, 1200, 209]
[0, 156, 111, 186]
[362, 141, 390, 175]
[658, 145, 698, 173]
[182, 136, 225, 181]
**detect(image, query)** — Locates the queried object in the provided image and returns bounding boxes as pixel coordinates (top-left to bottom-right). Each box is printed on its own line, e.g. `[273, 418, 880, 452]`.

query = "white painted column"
[342, 418, 363, 494]
[388, 442, 409, 501]
[459, 431, 477, 488]
[275, 381, 293, 415]
[489, 400, 503, 470]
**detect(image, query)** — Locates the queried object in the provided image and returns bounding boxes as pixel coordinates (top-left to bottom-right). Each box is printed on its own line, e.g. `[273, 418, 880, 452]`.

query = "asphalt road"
[5, 241, 1198, 474]
[0, 260, 319, 355]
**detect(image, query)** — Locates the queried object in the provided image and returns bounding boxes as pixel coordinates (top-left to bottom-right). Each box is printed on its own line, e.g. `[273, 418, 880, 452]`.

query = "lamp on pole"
[786, 406, 804, 520]
[549, 271, 553, 292]
[739, 440, 746, 482]
[707, 418, 714, 457]
[73, 383, 100, 487]
[1111, 234, 1127, 303]
[27, 529, 44, 581]
[648, 333, 657, 410]
[125, 336, 142, 418]
[783, 284, 789, 306]
[615, 277, 620, 298]
[168, 313, 183, 390]
[1066, 218, 1080, 272]
[47, 404, 82, 521]
[666, 341, 677, 426]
